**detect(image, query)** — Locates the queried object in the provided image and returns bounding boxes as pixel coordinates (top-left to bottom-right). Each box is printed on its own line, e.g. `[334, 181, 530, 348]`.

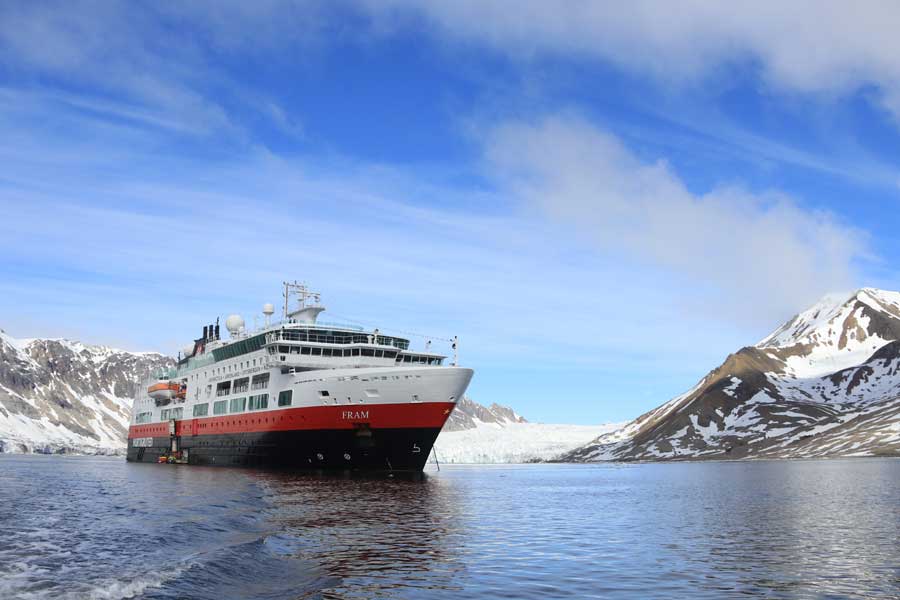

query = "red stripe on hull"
[128, 401, 455, 439]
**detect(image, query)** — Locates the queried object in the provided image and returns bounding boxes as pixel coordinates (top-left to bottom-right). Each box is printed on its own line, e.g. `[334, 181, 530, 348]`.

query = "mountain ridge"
[0, 330, 173, 454]
[564, 288, 900, 461]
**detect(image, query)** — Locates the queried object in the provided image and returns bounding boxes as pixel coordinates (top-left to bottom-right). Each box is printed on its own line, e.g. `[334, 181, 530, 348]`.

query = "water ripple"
[0, 457, 898, 599]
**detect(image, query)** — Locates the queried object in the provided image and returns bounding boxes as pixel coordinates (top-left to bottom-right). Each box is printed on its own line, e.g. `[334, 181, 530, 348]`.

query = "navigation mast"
[282, 281, 325, 324]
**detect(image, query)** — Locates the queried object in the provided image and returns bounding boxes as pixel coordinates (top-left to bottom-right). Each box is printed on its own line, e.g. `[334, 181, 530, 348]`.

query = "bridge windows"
[398, 354, 444, 365]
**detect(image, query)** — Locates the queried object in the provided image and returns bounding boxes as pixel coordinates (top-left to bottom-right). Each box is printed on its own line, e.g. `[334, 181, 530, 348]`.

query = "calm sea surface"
[0, 456, 898, 599]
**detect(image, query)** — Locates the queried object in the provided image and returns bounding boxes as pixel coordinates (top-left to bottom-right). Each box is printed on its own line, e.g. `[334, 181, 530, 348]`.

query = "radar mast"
[282, 281, 325, 324]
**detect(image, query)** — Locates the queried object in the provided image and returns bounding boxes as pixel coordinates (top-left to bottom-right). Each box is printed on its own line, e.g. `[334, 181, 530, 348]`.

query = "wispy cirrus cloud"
[0, 1, 329, 141]
[362, 1, 900, 123]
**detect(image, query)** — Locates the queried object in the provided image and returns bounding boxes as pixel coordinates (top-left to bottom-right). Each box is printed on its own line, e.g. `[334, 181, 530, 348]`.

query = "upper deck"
[152, 282, 452, 380]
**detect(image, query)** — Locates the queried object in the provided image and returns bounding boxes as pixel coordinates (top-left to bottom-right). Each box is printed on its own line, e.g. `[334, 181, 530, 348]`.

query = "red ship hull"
[126, 401, 454, 471]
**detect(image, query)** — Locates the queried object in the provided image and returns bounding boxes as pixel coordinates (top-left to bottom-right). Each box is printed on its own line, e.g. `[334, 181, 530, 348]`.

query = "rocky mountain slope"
[564, 288, 900, 461]
[442, 396, 527, 431]
[0, 331, 172, 454]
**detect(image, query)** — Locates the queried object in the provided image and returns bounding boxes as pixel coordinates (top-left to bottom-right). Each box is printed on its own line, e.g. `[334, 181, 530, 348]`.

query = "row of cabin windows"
[160, 407, 183, 421]
[248, 393, 268, 411]
[208, 392, 280, 416]
[155, 389, 296, 423]
[233, 377, 249, 393]
[276, 329, 409, 350]
[188, 358, 262, 383]
[275, 346, 399, 359]
[211, 373, 269, 398]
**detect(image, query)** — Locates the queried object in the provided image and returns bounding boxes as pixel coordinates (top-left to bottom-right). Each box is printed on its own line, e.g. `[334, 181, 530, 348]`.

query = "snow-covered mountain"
[442, 396, 527, 431]
[565, 288, 900, 462]
[0, 331, 172, 454]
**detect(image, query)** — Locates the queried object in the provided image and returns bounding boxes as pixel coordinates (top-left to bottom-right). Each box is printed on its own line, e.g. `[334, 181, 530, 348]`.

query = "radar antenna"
[282, 281, 325, 324]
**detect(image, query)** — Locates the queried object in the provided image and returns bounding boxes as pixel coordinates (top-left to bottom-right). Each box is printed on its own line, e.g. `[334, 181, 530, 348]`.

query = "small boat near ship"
[127, 282, 473, 471]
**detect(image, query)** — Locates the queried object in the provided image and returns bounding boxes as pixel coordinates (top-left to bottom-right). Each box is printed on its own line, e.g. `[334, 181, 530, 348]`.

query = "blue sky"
[2, 2, 899, 424]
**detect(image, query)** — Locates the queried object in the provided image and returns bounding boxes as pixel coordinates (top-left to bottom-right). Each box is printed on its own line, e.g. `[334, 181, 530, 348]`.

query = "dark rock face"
[443, 396, 527, 432]
[0, 331, 172, 454]
[565, 289, 900, 462]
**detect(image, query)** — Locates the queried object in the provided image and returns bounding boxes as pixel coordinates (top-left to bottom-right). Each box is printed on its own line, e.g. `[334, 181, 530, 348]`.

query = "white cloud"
[483, 114, 868, 324]
[363, 1, 900, 121]
[0, 2, 326, 140]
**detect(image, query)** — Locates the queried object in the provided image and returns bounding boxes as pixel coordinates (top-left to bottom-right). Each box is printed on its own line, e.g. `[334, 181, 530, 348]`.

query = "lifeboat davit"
[148, 381, 184, 401]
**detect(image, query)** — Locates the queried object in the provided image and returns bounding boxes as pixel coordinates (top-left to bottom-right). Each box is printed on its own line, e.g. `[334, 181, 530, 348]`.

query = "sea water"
[0, 456, 897, 599]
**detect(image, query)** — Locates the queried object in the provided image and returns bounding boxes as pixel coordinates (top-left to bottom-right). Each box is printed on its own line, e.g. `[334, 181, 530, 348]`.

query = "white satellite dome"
[225, 314, 245, 335]
[262, 303, 275, 315]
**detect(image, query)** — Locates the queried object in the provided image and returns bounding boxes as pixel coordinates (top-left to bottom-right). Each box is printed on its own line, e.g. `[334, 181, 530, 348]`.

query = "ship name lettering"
[342, 410, 369, 420]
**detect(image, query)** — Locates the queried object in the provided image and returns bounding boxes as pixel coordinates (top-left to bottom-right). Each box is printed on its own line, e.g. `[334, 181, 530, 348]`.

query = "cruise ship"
[127, 282, 473, 471]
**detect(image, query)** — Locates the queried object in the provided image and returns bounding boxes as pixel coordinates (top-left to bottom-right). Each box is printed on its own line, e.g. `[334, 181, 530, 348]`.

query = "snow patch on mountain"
[0, 330, 171, 454]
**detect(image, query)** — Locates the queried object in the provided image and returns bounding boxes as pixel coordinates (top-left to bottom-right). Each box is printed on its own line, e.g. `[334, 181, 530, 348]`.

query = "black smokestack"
[215, 324, 220, 340]
[203, 325, 208, 340]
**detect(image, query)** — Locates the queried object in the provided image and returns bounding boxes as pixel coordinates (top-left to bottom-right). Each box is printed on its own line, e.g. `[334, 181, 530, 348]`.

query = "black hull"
[126, 427, 441, 472]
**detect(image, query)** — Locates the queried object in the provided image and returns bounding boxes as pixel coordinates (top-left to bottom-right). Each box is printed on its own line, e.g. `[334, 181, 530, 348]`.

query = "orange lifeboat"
[148, 381, 183, 401]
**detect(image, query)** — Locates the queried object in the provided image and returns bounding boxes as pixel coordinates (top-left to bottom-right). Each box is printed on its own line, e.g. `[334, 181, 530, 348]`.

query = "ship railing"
[264, 329, 409, 350]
